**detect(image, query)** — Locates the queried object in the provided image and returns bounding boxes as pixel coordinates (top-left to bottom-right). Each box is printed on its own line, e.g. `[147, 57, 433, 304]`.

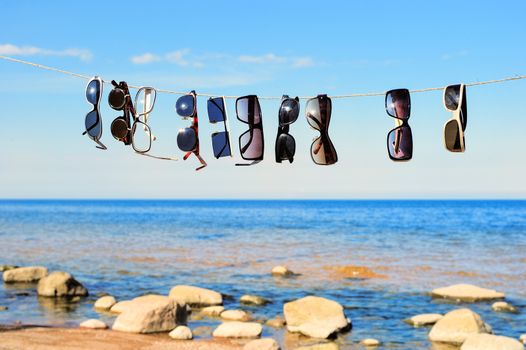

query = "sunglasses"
[275, 95, 299, 163]
[176, 90, 207, 171]
[207, 97, 232, 159]
[236, 95, 264, 166]
[385, 89, 412, 161]
[82, 76, 107, 150]
[109, 80, 135, 146]
[443, 84, 467, 152]
[305, 94, 338, 165]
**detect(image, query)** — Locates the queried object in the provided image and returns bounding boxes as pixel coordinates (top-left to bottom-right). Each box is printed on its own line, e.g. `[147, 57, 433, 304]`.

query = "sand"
[0, 326, 243, 350]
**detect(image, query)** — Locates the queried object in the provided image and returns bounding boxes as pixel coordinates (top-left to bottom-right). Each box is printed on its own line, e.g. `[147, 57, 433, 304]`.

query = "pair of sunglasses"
[236, 95, 264, 166]
[275, 95, 299, 163]
[306, 94, 338, 165]
[176, 91, 207, 171]
[385, 89, 412, 161]
[83, 76, 107, 150]
[109, 80, 136, 146]
[207, 97, 232, 158]
[443, 84, 467, 152]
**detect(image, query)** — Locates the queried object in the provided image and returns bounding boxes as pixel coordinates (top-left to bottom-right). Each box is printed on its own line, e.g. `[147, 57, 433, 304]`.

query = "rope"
[1, 54, 525, 100]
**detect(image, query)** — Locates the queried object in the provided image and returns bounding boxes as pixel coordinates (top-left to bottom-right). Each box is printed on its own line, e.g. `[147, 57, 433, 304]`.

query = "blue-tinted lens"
[208, 98, 225, 123]
[86, 79, 100, 105]
[212, 131, 231, 158]
[176, 95, 195, 117]
[177, 127, 197, 151]
[85, 110, 101, 138]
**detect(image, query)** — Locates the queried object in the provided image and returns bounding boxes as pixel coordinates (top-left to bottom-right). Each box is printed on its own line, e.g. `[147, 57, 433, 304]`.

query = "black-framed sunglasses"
[305, 94, 337, 165]
[82, 76, 107, 150]
[385, 88, 412, 161]
[275, 95, 299, 163]
[443, 84, 467, 152]
[207, 97, 232, 159]
[176, 90, 207, 171]
[236, 95, 264, 166]
[109, 80, 135, 146]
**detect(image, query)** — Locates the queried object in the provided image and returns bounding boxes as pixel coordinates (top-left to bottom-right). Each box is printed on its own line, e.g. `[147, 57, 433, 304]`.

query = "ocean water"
[0, 200, 525, 349]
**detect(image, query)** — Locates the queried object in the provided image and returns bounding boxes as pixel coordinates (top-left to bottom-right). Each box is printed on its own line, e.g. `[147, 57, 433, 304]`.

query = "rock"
[221, 309, 251, 322]
[169, 325, 193, 340]
[521, 334, 526, 344]
[79, 319, 108, 329]
[201, 306, 225, 317]
[212, 321, 262, 338]
[294, 343, 339, 350]
[404, 313, 443, 327]
[110, 300, 134, 314]
[2, 266, 48, 283]
[492, 301, 517, 313]
[94, 295, 117, 311]
[241, 295, 269, 306]
[0, 306, 7, 311]
[37, 271, 88, 297]
[112, 295, 187, 333]
[0, 265, 18, 272]
[428, 308, 489, 345]
[266, 316, 286, 328]
[284, 296, 349, 338]
[431, 284, 505, 302]
[272, 266, 294, 276]
[244, 338, 280, 350]
[461, 334, 524, 350]
[361, 338, 380, 347]
[168, 285, 222, 306]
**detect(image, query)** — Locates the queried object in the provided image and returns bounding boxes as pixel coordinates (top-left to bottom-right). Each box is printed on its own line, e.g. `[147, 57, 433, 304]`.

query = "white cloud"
[130, 52, 160, 64]
[441, 50, 469, 60]
[292, 57, 314, 68]
[165, 49, 191, 66]
[238, 53, 287, 64]
[0, 43, 92, 61]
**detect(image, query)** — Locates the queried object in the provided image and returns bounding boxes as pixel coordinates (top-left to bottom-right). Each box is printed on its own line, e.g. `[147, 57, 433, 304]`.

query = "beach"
[1, 200, 525, 349]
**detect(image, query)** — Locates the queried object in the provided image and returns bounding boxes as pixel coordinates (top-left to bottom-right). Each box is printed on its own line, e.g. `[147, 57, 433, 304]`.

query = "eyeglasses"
[443, 84, 467, 152]
[176, 90, 207, 171]
[236, 95, 264, 166]
[109, 80, 135, 146]
[82, 76, 106, 150]
[275, 95, 299, 163]
[130, 87, 157, 154]
[385, 89, 412, 161]
[207, 97, 232, 159]
[305, 94, 337, 165]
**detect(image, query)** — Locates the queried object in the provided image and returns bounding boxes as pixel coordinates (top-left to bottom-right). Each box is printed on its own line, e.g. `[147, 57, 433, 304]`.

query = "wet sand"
[0, 326, 243, 350]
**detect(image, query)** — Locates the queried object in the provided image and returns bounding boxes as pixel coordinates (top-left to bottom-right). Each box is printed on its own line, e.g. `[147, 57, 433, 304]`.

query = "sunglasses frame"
[109, 81, 136, 146]
[207, 96, 233, 159]
[443, 83, 467, 153]
[236, 95, 264, 166]
[275, 95, 299, 163]
[82, 76, 107, 150]
[176, 90, 207, 171]
[305, 94, 338, 165]
[385, 89, 412, 161]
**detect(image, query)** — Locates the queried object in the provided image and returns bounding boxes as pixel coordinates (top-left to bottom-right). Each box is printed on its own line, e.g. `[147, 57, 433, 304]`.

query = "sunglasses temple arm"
[195, 154, 207, 171]
[95, 139, 107, 150]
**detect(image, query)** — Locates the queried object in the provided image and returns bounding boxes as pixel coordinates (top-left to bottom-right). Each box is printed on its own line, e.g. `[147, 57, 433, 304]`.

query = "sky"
[0, 0, 525, 199]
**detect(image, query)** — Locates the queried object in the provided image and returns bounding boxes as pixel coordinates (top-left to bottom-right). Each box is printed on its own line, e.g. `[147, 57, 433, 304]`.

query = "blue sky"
[1, 0, 525, 198]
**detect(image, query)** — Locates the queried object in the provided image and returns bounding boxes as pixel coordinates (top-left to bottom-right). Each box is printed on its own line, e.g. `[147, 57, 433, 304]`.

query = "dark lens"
[239, 128, 263, 160]
[86, 79, 100, 105]
[277, 133, 296, 160]
[236, 96, 261, 124]
[460, 87, 467, 131]
[176, 95, 195, 117]
[177, 127, 197, 151]
[387, 125, 413, 160]
[444, 119, 463, 152]
[208, 98, 225, 123]
[279, 99, 299, 125]
[444, 84, 461, 111]
[85, 110, 101, 138]
[212, 131, 231, 158]
[310, 137, 338, 165]
[386, 89, 410, 119]
[305, 98, 321, 130]
[131, 121, 152, 153]
[111, 118, 129, 140]
[109, 89, 126, 110]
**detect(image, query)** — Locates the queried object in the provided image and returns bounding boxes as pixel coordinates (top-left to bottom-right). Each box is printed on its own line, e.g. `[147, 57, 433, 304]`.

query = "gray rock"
[0, 306, 7, 311]
[37, 271, 88, 297]
[266, 316, 286, 328]
[3, 266, 47, 283]
[241, 295, 269, 306]
[461, 333, 524, 350]
[404, 313, 443, 327]
[244, 338, 280, 350]
[220, 309, 251, 322]
[212, 321, 262, 338]
[94, 295, 117, 311]
[431, 284, 505, 302]
[168, 285, 222, 306]
[428, 308, 489, 345]
[0, 265, 18, 272]
[169, 325, 193, 340]
[492, 301, 518, 313]
[200, 306, 225, 317]
[361, 338, 380, 347]
[80, 319, 108, 329]
[272, 266, 294, 276]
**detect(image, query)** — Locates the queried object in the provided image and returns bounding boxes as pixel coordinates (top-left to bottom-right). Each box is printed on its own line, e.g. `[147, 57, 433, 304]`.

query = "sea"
[0, 200, 525, 349]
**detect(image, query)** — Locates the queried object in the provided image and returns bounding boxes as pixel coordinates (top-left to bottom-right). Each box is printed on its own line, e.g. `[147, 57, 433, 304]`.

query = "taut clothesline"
[1, 54, 525, 100]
